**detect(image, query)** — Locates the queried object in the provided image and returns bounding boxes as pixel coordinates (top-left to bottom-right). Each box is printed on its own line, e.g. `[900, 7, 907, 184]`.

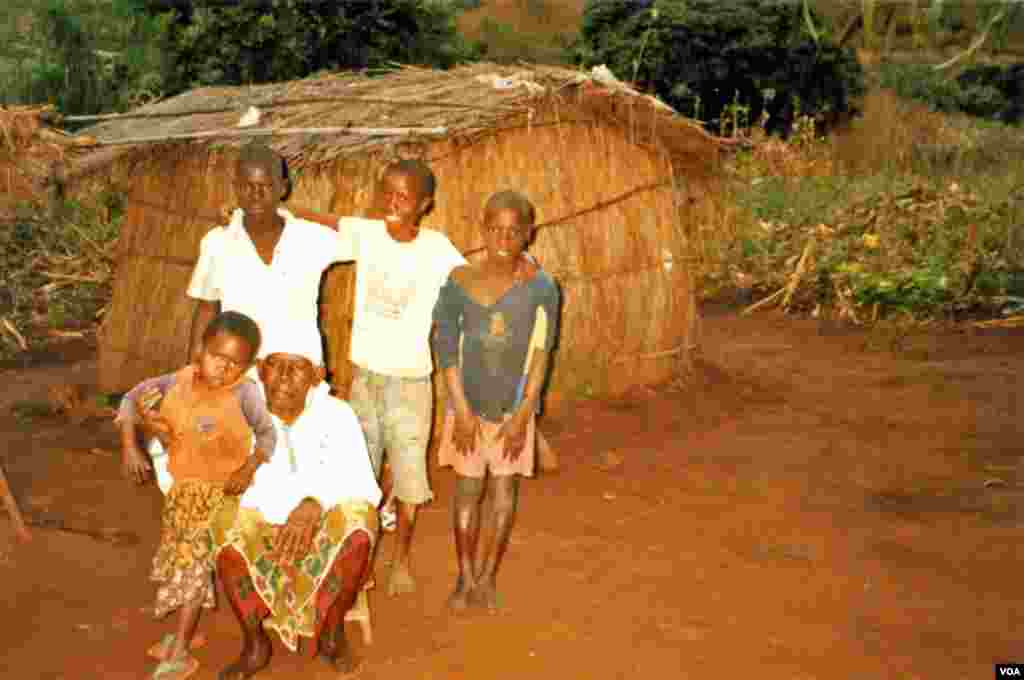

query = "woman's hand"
[274, 497, 323, 565]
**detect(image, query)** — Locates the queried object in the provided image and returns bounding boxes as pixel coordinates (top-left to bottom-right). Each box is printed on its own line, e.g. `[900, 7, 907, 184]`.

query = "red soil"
[2, 311, 1022, 679]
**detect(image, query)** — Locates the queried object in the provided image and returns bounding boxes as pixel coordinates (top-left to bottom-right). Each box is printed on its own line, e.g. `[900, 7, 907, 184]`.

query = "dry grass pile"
[0, 201, 117, 359]
[0, 105, 98, 216]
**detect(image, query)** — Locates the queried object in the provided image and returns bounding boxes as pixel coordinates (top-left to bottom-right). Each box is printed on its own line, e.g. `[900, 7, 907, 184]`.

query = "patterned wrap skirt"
[150, 479, 226, 619]
[210, 499, 378, 652]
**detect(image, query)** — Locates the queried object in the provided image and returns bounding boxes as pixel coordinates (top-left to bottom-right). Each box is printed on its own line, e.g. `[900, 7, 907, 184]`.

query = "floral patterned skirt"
[150, 479, 226, 619]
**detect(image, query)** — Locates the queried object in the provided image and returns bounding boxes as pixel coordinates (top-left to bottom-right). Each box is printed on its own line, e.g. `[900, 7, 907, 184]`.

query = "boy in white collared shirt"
[186, 143, 338, 366]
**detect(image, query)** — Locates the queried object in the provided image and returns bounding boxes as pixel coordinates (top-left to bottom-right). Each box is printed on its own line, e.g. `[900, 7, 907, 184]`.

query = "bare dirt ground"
[1, 309, 1022, 680]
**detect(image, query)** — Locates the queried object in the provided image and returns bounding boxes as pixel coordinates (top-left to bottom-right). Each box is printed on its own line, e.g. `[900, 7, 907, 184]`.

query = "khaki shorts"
[348, 365, 434, 505]
[437, 410, 535, 479]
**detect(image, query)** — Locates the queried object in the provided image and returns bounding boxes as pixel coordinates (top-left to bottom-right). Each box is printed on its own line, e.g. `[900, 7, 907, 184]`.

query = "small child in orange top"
[118, 311, 277, 680]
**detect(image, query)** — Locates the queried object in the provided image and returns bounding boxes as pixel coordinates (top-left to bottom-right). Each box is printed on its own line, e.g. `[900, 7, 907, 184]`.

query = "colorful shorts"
[437, 410, 535, 479]
[348, 365, 433, 504]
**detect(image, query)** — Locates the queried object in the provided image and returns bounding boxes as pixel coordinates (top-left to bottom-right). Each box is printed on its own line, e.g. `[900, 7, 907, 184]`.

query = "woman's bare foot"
[318, 622, 362, 674]
[218, 626, 271, 680]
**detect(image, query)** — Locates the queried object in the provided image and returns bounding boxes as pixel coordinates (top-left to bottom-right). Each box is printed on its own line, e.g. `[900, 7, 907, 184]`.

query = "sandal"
[147, 632, 208, 661]
[380, 506, 397, 532]
[151, 652, 200, 680]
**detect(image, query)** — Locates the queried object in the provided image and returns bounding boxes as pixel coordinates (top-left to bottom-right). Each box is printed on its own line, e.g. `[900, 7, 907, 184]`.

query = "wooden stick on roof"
[51, 95, 529, 124]
[88, 125, 449, 147]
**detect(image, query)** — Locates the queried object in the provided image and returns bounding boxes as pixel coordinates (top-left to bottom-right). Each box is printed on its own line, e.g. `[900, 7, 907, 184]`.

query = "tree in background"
[2, 0, 477, 116]
[1, 0, 170, 116]
[153, 0, 478, 93]
[576, 0, 865, 137]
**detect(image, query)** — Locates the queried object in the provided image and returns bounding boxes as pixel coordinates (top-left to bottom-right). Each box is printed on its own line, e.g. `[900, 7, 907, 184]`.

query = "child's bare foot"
[387, 561, 416, 596]
[150, 651, 199, 680]
[446, 578, 475, 612]
[147, 632, 208, 661]
[469, 580, 502, 612]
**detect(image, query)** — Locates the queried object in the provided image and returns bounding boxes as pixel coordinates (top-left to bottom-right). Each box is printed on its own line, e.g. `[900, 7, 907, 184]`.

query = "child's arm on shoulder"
[289, 206, 371, 265]
[288, 206, 344, 231]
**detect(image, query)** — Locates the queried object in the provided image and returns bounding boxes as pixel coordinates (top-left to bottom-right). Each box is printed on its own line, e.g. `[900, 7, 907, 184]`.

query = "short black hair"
[237, 142, 285, 183]
[385, 159, 436, 199]
[484, 190, 536, 226]
[202, 311, 262, 361]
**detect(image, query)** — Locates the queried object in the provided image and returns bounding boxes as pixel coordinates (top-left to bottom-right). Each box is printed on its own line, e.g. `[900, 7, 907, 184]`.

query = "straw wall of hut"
[88, 64, 721, 407]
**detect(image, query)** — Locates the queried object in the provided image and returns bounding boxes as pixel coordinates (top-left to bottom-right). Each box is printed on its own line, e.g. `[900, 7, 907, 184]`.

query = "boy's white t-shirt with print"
[337, 217, 465, 378]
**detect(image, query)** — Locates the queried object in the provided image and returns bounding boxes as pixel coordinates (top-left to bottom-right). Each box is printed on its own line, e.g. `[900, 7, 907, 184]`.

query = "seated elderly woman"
[210, 328, 381, 679]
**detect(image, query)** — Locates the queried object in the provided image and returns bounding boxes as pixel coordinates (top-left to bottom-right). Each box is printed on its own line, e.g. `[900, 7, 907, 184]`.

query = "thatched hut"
[83, 62, 721, 405]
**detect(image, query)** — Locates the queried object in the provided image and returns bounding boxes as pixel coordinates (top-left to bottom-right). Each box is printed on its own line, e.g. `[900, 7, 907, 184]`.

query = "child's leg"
[472, 474, 520, 611]
[166, 596, 203, 662]
[449, 474, 485, 611]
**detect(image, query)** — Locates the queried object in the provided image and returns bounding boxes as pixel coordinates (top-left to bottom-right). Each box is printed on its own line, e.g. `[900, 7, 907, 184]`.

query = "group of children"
[118, 144, 560, 679]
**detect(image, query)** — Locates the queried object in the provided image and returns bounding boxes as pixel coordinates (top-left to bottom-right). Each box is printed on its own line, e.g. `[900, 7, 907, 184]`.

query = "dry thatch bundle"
[82, 62, 722, 405]
[0, 105, 99, 219]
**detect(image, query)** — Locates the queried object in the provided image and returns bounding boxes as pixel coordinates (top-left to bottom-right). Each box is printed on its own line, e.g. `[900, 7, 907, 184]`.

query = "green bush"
[158, 0, 478, 92]
[575, 0, 864, 137]
[878, 62, 1012, 122]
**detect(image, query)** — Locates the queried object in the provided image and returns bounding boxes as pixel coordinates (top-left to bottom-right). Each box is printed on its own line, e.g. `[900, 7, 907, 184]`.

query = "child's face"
[196, 332, 253, 389]
[235, 161, 284, 218]
[483, 208, 531, 263]
[375, 170, 430, 227]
